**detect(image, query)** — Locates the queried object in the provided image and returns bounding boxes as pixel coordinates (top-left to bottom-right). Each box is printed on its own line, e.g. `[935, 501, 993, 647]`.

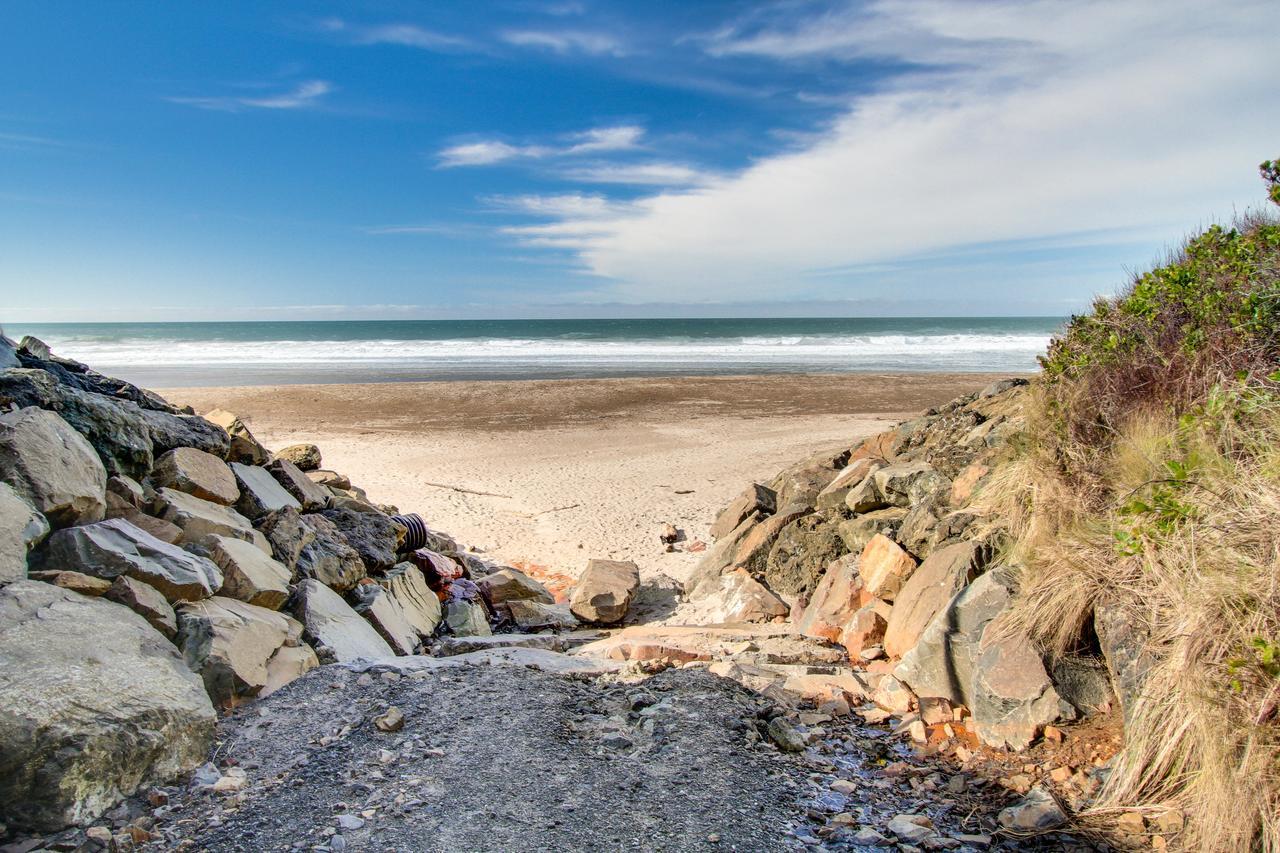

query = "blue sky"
[2, 0, 1276, 321]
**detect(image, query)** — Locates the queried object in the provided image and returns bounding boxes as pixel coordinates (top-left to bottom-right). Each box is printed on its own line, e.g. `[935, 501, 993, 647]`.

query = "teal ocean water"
[5, 318, 1064, 386]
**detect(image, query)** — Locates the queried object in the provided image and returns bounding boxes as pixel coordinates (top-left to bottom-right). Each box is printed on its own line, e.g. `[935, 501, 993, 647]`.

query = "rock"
[152, 488, 267, 552]
[107, 474, 145, 507]
[136, 409, 229, 460]
[0, 332, 18, 368]
[684, 511, 764, 600]
[841, 604, 889, 659]
[176, 596, 315, 709]
[351, 583, 419, 655]
[1050, 655, 1116, 716]
[949, 461, 991, 506]
[295, 513, 366, 592]
[477, 568, 555, 605]
[971, 628, 1076, 750]
[148, 447, 238, 506]
[255, 506, 313, 569]
[104, 575, 178, 638]
[443, 599, 492, 637]
[505, 599, 579, 630]
[815, 457, 885, 512]
[0, 581, 214, 832]
[28, 569, 112, 596]
[836, 507, 907, 553]
[202, 534, 292, 609]
[1115, 812, 1146, 835]
[872, 461, 952, 508]
[883, 541, 986, 658]
[267, 459, 329, 511]
[997, 785, 1067, 832]
[1094, 597, 1156, 725]
[732, 505, 813, 577]
[844, 475, 888, 513]
[687, 568, 789, 624]
[0, 482, 48, 585]
[794, 554, 864, 643]
[763, 514, 846, 599]
[770, 448, 850, 511]
[274, 443, 321, 471]
[374, 706, 404, 733]
[873, 674, 915, 714]
[570, 559, 640, 624]
[0, 407, 106, 527]
[623, 573, 683, 624]
[34, 518, 223, 602]
[858, 534, 917, 602]
[291, 579, 393, 663]
[229, 462, 300, 519]
[262, 644, 319, 697]
[766, 717, 806, 752]
[886, 814, 935, 844]
[307, 469, 350, 490]
[202, 409, 269, 466]
[709, 483, 776, 540]
[0, 368, 154, 479]
[317, 507, 403, 571]
[376, 563, 442, 638]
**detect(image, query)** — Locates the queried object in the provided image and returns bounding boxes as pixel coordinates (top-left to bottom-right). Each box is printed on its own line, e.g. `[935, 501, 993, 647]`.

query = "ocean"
[4, 318, 1064, 387]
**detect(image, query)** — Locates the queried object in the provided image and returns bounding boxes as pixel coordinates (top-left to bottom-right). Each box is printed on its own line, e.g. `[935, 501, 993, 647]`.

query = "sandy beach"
[161, 373, 1009, 588]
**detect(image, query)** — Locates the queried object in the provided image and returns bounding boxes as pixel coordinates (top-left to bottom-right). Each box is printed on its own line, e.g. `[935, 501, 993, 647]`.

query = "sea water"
[4, 317, 1064, 386]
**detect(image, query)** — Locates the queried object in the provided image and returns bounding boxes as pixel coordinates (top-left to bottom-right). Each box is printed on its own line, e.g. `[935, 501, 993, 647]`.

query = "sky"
[2, 0, 1277, 321]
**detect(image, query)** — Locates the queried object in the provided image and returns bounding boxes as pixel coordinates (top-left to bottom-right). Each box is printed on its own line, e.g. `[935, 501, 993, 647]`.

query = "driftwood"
[418, 481, 513, 499]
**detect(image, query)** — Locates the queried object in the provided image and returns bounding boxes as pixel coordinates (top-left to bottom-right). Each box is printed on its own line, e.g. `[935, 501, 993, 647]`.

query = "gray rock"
[291, 579, 393, 663]
[152, 487, 268, 552]
[0, 406, 106, 527]
[872, 461, 952, 508]
[34, 518, 223, 602]
[570, 559, 640, 624]
[106, 474, 144, 507]
[230, 461, 301, 519]
[376, 563, 442, 638]
[149, 447, 239, 506]
[295, 513, 366, 592]
[274, 443, 321, 471]
[136, 408, 229, 460]
[769, 448, 850, 512]
[202, 409, 270, 466]
[104, 575, 178, 638]
[308, 469, 351, 490]
[845, 475, 888, 513]
[815, 458, 886, 513]
[177, 596, 316, 708]
[836, 507, 907, 553]
[766, 717, 805, 752]
[997, 785, 1068, 831]
[886, 814, 936, 844]
[202, 534, 292, 609]
[255, 506, 313, 569]
[351, 584, 419, 655]
[764, 514, 846, 599]
[0, 368, 154, 479]
[0, 332, 18, 368]
[1050, 654, 1116, 716]
[317, 506, 402, 571]
[1094, 598, 1157, 725]
[267, 458, 329, 511]
[505, 599, 579, 630]
[971, 628, 1076, 750]
[477, 568, 554, 605]
[0, 482, 48, 585]
[883, 540, 986, 658]
[443, 599, 492, 637]
[0, 581, 214, 832]
[709, 483, 776, 540]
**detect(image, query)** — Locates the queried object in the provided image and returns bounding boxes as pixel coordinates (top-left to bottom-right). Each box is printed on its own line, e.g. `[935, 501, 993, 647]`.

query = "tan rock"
[505, 599, 579, 630]
[839, 604, 888, 658]
[949, 462, 991, 506]
[203, 409, 269, 466]
[274, 443, 321, 471]
[569, 559, 640, 624]
[0, 407, 106, 528]
[794, 554, 865, 644]
[29, 569, 112, 597]
[873, 674, 915, 714]
[261, 644, 319, 697]
[376, 563, 442, 638]
[883, 541, 985, 658]
[1, 483, 48, 586]
[858, 534, 917, 602]
[152, 488, 270, 553]
[202, 534, 292, 609]
[689, 568, 788, 623]
[149, 447, 238, 506]
[266, 458, 329, 511]
[815, 457, 885, 512]
[477, 568, 554, 605]
[104, 575, 178, 638]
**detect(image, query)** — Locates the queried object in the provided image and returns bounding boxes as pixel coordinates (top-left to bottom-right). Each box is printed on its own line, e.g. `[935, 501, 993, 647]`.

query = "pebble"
[335, 815, 365, 831]
[374, 706, 405, 733]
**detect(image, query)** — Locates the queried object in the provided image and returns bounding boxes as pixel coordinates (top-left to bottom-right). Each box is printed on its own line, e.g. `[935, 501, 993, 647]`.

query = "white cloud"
[437, 124, 642, 167]
[168, 80, 332, 112]
[501, 29, 628, 56]
[521, 0, 1280, 304]
[560, 162, 715, 187]
[322, 19, 472, 51]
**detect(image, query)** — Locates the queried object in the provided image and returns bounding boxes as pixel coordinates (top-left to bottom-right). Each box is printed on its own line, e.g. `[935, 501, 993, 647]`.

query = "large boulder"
[769, 447, 851, 511]
[152, 487, 268, 552]
[136, 408, 229, 460]
[290, 579, 394, 663]
[684, 510, 766, 601]
[872, 461, 952, 508]
[794, 554, 864, 643]
[684, 568, 788, 624]
[203, 409, 270, 466]
[294, 513, 366, 592]
[274, 443, 321, 471]
[0, 406, 106, 527]
[505, 599, 579, 630]
[709, 483, 776, 540]
[201, 534, 292, 609]
[316, 506, 402, 571]
[176, 596, 317, 709]
[970, 630, 1076, 750]
[1095, 597, 1157, 725]
[815, 458, 885, 513]
[570, 559, 640, 624]
[837, 507, 907, 553]
[858, 534, 917, 602]
[351, 583, 419, 656]
[230, 462, 300, 519]
[255, 506, 313, 570]
[0, 581, 215, 832]
[0, 368, 154, 479]
[375, 563, 442, 638]
[477, 568, 554, 606]
[104, 575, 178, 638]
[883, 541, 986, 658]
[34, 518, 223, 602]
[149, 447, 238, 506]
[0, 482, 48, 585]
[764, 514, 846, 599]
[267, 458, 329, 511]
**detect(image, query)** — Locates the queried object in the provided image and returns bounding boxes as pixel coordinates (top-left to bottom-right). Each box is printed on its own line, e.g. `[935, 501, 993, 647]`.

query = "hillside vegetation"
[986, 161, 1280, 850]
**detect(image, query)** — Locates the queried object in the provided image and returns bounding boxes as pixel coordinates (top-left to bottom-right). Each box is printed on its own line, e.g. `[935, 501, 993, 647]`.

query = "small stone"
[851, 827, 887, 845]
[706, 833, 720, 844]
[1049, 765, 1073, 783]
[1117, 812, 1146, 835]
[86, 826, 113, 844]
[211, 767, 247, 793]
[374, 706, 405, 733]
[336, 814, 365, 830]
[1043, 725, 1064, 744]
[1152, 809, 1184, 835]
[886, 814, 935, 843]
[946, 775, 966, 794]
[829, 779, 857, 795]
[766, 717, 806, 753]
[998, 785, 1068, 832]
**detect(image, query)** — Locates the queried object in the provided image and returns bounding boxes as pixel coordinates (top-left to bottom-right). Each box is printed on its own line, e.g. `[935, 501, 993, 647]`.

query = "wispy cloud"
[167, 80, 332, 112]
[437, 124, 643, 168]
[321, 18, 473, 51]
[559, 162, 714, 187]
[0, 130, 71, 151]
[500, 29, 628, 57]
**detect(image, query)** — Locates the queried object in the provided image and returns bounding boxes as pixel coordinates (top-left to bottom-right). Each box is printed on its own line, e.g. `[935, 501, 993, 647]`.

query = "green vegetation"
[980, 162, 1280, 850]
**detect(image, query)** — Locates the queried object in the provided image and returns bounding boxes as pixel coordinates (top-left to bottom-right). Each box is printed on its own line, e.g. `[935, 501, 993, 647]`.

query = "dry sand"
[161, 374, 1008, 587]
